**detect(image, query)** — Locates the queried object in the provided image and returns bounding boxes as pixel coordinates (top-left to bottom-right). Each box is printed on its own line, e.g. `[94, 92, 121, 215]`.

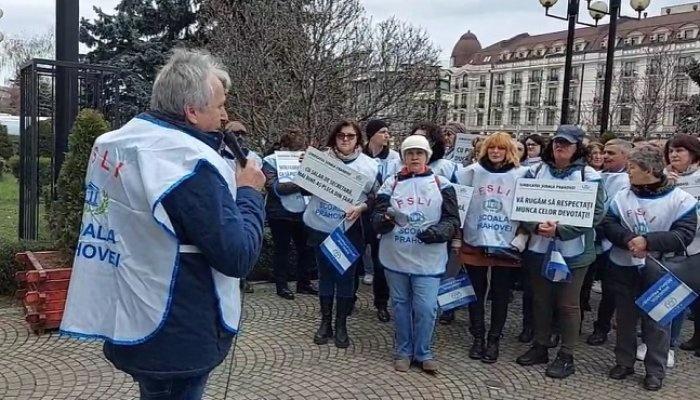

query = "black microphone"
[222, 130, 248, 168]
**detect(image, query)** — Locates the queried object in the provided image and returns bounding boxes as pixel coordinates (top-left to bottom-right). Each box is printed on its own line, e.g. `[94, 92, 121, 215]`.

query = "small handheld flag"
[320, 226, 360, 275]
[541, 240, 571, 283]
[636, 272, 698, 327]
[437, 274, 476, 312]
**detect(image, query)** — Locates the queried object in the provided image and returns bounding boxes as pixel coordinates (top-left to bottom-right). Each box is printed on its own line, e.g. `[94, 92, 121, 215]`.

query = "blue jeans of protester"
[134, 374, 208, 400]
[385, 269, 441, 362]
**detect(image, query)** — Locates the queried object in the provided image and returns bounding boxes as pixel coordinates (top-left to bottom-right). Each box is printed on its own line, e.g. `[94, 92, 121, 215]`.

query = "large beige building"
[448, 3, 700, 138]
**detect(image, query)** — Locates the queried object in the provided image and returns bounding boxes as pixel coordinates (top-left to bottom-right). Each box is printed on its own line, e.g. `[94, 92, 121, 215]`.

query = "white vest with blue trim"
[61, 117, 242, 343]
[378, 173, 449, 276]
[458, 163, 528, 248]
[600, 172, 630, 252]
[262, 153, 307, 213]
[303, 152, 378, 233]
[608, 187, 696, 267]
[527, 164, 602, 257]
[672, 169, 700, 256]
[376, 149, 401, 183]
[430, 158, 460, 183]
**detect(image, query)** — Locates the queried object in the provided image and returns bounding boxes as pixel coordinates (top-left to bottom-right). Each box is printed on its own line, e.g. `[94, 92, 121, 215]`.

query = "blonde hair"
[477, 132, 520, 166]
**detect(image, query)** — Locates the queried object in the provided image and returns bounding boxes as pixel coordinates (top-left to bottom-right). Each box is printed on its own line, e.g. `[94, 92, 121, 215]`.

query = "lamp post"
[537, 0, 652, 133]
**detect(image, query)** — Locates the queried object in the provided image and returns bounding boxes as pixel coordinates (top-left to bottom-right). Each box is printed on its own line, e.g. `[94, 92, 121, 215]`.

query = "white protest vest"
[672, 169, 700, 256]
[608, 187, 696, 267]
[458, 163, 528, 248]
[262, 153, 307, 213]
[527, 164, 602, 257]
[376, 149, 401, 183]
[61, 116, 242, 344]
[600, 172, 630, 252]
[303, 152, 378, 233]
[378, 173, 449, 276]
[430, 158, 459, 183]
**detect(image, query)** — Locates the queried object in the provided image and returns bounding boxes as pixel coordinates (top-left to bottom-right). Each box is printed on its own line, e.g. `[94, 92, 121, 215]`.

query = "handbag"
[644, 232, 700, 293]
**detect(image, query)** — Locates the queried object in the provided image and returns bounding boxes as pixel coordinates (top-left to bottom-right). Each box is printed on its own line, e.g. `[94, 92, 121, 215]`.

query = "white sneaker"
[362, 274, 374, 285]
[636, 343, 647, 361]
[592, 281, 602, 294]
[667, 349, 675, 368]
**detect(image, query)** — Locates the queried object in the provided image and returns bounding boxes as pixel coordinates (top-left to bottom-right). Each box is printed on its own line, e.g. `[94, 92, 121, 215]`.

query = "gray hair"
[605, 139, 633, 154]
[150, 48, 231, 117]
[629, 146, 665, 179]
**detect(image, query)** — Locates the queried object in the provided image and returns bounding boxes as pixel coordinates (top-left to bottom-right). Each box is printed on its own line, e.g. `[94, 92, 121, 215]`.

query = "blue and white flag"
[541, 240, 571, 283]
[437, 274, 476, 312]
[320, 226, 360, 275]
[636, 272, 698, 327]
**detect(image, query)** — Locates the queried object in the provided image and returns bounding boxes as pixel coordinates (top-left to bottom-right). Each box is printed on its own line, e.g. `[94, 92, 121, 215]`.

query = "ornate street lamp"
[537, 0, 652, 133]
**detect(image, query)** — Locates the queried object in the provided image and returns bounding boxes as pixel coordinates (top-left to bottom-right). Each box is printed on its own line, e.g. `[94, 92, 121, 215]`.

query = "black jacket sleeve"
[601, 209, 637, 249]
[645, 210, 697, 253]
[416, 185, 461, 244]
[371, 193, 396, 234]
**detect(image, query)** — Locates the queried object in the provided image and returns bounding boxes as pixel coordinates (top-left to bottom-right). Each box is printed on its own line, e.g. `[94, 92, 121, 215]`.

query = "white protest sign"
[675, 175, 700, 201]
[510, 178, 598, 228]
[451, 133, 480, 163]
[452, 184, 474, 228]
[274, 151, 303, 182]
[293, 147, 370, 211]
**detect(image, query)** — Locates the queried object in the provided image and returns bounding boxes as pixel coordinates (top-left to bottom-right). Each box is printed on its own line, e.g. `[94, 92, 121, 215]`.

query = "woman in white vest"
[455, 132, 528, 363]
[521, 134, 545, 167]
[304, 120, 379, 349]
[662, 134, 700, 360]
[262, 129, 317, 300]
[515, 125, 606, 379]
[372, 135, 460, 374]
[410, 122, 460, 183]
[602, 146, 697, 391]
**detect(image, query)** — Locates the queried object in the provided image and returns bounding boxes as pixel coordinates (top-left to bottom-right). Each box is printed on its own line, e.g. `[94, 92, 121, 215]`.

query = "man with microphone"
[60, 49, 265, 400]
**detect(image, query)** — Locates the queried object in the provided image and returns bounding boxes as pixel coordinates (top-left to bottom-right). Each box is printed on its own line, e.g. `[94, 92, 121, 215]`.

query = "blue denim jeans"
[134, 374, 209, 400]
[385, 269, 441, 362]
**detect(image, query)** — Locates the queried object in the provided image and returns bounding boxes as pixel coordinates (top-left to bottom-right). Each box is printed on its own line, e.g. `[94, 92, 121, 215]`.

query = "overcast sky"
[0, 0, 689, 68]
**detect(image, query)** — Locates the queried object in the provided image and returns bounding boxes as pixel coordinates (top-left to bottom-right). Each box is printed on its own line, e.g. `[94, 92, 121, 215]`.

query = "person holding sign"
[515, 125, 605, 379]
[372, 135, 460, 373]
[262, 129, 318, 300]
[455, 132, 528, 363]
[303, 120, 379, 349]
[601, 146, 697, 391]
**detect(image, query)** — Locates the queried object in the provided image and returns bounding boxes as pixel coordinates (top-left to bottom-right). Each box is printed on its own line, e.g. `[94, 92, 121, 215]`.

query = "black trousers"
[368, 234, 390, 309]
[269, 218, 316, 291]
[466, 265, 512, 340]
[587, 253, 616, 333]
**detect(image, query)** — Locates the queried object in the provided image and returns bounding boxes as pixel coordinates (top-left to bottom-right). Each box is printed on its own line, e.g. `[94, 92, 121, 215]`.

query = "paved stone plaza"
[1, 284, 700, 400]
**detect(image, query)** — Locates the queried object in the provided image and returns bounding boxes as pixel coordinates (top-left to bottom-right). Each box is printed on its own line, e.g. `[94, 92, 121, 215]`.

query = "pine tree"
[80, 0, 202, 119]
[48, 109, 110, 255]
[0, 124, 13, 160]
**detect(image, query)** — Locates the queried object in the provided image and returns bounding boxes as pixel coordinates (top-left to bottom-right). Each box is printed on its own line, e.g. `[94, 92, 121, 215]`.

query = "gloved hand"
[416, 226, 440, 244]
[372, 213, 396, 235]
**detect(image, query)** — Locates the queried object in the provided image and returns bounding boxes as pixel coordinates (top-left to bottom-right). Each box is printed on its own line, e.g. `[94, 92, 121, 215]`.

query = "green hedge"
[0, 240, 55, 296]
[248, 227, 300, 283]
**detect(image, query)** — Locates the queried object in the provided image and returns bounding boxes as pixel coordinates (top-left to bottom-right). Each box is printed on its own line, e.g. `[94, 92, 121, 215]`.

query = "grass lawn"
[0, 175, 19, 242]
[0, 175, 49, 242]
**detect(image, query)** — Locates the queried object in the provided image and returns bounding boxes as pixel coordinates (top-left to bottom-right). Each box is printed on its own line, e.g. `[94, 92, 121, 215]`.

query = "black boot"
[376, 305, 390, 323]
[516, 343, 549, 366]
[518, 326, 533, 343]
[334, 297, 351, 348]
[545, 351, 575, 379]
[469, 338, 485, 360]
[545, 333, 561, 349]
[586, 329, 608, 346]
[313, 297, 333, 345]
[482, 337, 500, 364]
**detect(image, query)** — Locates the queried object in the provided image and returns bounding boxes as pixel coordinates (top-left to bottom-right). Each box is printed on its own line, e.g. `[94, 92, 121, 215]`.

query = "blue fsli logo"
[483, 198, 503, 213]
[85, 182, 100, 207]
[408, 211, 426, 227]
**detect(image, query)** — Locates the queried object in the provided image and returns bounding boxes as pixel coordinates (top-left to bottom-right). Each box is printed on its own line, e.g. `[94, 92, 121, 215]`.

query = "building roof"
[451, 31, 482, 67]
[458, 10, 700, 67]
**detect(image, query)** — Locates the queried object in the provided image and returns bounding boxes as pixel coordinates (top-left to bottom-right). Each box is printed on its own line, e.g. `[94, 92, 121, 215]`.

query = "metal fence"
[19, 58, 125, 240]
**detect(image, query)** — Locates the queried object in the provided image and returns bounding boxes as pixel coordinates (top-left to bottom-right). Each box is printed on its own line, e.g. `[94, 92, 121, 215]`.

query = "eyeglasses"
[337, 134, 357, 141]
[526, 143, 540, 148]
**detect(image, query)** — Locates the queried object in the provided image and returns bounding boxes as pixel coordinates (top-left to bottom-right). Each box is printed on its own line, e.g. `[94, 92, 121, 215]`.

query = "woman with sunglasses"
[303, 120, 379, 349]
[515, 125, 605, 379]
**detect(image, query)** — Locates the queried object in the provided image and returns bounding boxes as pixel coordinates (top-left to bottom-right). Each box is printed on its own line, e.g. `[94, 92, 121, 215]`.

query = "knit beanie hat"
[365, 119, 388, 139]
[401, 135, 433, 160]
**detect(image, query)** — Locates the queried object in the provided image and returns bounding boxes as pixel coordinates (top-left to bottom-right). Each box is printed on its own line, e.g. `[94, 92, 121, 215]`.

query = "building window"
[512, 89, 521, 106]
[510, 110, 521, 125]
[459, 114, 466, 124]
[547, 87, 558, 105]
[462, 75, 469, 87]
[477, 92, 486, 107]
[545, 109, 557, 125]
[527, 109, 538, 124]
[620, 108, 632, 126]
[495, 91, 504, 106]
[529, 88, 540, 105]
[512, 71, 523, 84]
[530, 69, 543, 82]
[548, 68, 559, 81]
[622, 62, 636, 77]
[493, 110, 503, 126]
[477, 113, 484, 126]
[479, 75, 487, 87]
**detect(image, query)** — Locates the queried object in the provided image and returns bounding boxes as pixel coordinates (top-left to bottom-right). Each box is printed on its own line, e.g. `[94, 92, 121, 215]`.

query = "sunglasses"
[337, 134, 357, 141]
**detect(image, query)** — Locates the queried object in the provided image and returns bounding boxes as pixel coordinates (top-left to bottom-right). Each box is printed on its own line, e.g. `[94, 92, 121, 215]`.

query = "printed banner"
[676, 175, 700, 201]
[510, 178, 598, 227]
[320, 226, 360, 275]
[274, 151, 303, 182]
[437, 273, 476, 311]
[452, 184, 474, 228]
[451, 133, 480, 163]
[293, 147, 370, 211]
[636, 272, 698, 327]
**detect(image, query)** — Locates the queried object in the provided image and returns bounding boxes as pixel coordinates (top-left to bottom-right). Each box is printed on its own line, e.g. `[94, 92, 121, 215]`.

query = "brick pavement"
[1, 284, 699, 399]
